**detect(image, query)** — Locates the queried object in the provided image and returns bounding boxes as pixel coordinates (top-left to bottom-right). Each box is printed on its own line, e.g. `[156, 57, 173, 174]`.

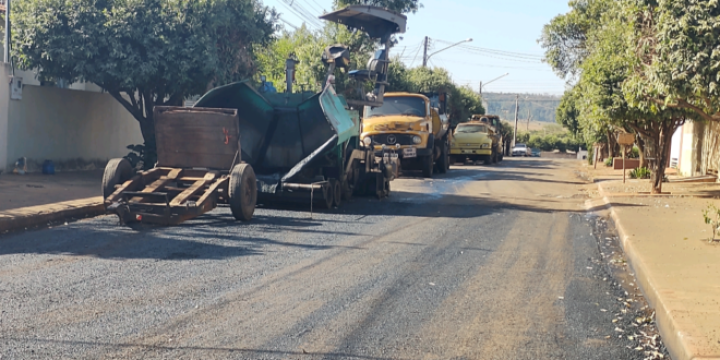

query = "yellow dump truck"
[361, 92, 450, 178]
[450, 115, 504, 165]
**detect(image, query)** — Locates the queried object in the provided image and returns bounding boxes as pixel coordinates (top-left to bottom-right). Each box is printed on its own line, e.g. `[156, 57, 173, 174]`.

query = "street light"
[422, 37, 473, 67]
[479, 73, 509, 96]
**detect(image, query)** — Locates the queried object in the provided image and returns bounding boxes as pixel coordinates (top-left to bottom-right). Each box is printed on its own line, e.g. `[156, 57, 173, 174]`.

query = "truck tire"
[331, 179, 342, 207]
[437, 144, 448, 174]
[229, 163, 257, 221]
[102, 158, 133, 200]
[421, 155, 433, 178]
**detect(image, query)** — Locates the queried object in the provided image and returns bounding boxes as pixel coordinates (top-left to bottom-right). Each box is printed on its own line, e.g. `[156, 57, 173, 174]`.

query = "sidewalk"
[584, 164, 720, 360]
[0, 170, 105, 233]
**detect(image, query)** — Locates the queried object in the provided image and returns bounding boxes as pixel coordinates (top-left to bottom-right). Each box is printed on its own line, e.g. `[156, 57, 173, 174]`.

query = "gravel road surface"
[0, 158, 663, 359]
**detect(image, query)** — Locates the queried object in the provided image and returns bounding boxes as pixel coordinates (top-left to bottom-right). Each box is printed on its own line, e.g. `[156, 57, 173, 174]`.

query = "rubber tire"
[102, 158, 133, 200]
[331, 179, 342, 208]
[421, 155, 433, 178]
[437, 144, 448, 174]
[229, 163, 257, 221]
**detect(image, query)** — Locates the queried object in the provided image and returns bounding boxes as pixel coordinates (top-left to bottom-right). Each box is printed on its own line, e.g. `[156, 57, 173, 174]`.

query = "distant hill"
[481, 93, 561, 123]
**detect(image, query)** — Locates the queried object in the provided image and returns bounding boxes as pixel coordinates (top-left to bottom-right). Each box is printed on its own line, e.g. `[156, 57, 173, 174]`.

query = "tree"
[543, 0, 695, 193]
[556, 88, 581, 137]
[13, 0, 277, 166]
[626, 0, 720, 123]
[539, 0, 610, 80]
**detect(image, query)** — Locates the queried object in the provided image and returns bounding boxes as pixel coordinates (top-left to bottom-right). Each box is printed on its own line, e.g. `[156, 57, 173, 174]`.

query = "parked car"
[531, 148, 541, 157]
[512, 143, 531, 157]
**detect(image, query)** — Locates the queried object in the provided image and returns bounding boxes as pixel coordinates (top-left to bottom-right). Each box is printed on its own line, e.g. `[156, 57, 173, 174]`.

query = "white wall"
[0, 63, 9, 172]
[3, 82, 143, 171]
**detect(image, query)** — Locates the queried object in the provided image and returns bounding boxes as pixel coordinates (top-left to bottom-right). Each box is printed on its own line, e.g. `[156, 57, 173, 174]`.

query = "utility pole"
[422, 36, 429, 67]
[478, 81, 482, 96]
[526, 109, 531, 132]
[513, 94, 519, 146]
[4, 0, 9, 63]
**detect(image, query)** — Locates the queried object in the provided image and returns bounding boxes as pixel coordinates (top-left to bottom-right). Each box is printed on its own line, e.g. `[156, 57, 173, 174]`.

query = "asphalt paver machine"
[191, 5, 407, 209]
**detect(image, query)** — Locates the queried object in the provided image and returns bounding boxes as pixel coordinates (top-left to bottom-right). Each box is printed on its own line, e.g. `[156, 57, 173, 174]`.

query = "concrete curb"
[0, 197, 105, 233]
[595, 187, 720, 360]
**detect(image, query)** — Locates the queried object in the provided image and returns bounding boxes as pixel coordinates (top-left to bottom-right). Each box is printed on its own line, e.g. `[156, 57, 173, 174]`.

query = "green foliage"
[556, 88, 581, 137]
[539, 0, 611, 79]
[541, 0, 697, 194]
[629, 167, 651, 179]
[587, 146, 594, 165]
[604, 157, 613, 167]
[13, 0, 277, 167]
[628, 146, 640, 159]
[483, 93, 560, 123]
[627, 0, 720, 123]
[515, 123, 581, 153]
[702, 204, 720, 243]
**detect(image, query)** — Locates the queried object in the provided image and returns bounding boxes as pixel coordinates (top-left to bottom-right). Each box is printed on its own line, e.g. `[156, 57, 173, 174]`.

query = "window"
[365, 97, 427, 117]
[455, 125, 488, 134]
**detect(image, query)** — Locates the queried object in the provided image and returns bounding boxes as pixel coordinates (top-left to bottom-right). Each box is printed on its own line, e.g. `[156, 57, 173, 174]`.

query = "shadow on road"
[0, 157, 643, 260]
[0, 337, 408, 360]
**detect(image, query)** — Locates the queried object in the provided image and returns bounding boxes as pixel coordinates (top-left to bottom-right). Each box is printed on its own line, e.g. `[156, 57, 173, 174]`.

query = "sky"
[261, 0, 571, 95]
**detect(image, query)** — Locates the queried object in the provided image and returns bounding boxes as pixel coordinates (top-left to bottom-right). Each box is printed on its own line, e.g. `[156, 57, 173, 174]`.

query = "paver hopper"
[193, 82, 395, 208]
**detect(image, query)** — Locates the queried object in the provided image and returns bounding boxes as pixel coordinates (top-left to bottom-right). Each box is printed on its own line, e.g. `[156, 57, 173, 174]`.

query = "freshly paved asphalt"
[0, 158, 652, 359]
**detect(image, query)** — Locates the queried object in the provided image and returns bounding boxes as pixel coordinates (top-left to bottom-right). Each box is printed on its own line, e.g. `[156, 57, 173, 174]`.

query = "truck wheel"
[422, 155, 433, 178]
[437, 145, 448, 174]
[102, 158, 133, 200]
[331, 179, 342, 207]
[229, 163, 257, 221]
[319, 183, 334, 209]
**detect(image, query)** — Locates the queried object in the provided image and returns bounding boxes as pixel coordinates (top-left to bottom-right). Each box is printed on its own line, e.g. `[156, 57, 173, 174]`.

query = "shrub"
[604, 157, 613, 167]
[628, 146, 640, 159]
[629, 167, 651, 179]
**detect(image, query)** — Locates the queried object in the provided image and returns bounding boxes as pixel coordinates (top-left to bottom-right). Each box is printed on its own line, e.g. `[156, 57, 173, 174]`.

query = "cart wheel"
[229, 163, 257, 221]
[331, 179, 342, 208]
[102, 158, 133, 200]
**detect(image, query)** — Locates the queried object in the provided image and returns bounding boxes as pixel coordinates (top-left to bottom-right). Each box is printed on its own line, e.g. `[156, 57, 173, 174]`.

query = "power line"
[434, 39, 544, 59]
[278, 0, 324, 29]
[409, 41, 423, 67]
[418, 57, 554, 72]
[278, 15, 299, 30]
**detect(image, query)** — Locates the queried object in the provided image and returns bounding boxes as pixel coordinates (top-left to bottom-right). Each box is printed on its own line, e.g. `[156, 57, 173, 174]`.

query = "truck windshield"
[366, 97, 426, 117]
[455, 125, 487, 133]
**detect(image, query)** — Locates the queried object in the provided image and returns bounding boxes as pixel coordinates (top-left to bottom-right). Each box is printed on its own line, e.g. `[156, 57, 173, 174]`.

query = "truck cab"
[450, 115, 504, 165]
[361, 92, 450, 178]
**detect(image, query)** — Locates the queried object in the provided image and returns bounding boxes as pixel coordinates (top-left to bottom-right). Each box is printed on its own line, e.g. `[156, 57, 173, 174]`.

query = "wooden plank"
[154, 107, 240, 170]
[196, 177, 229, 207]
[169, 179, 210, 206]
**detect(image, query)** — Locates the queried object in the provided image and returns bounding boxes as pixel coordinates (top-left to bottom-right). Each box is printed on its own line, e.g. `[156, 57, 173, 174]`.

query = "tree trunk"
[636, 134, 647, 168]
[606, 131, 616, 159]
[649, 121, 676, 194]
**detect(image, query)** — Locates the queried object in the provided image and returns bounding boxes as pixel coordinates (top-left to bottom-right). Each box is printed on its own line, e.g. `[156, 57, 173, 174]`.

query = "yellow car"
[450, 122, 500, 164]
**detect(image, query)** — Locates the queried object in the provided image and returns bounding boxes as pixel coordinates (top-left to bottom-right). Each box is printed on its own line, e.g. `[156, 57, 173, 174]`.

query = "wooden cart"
[101, 107, 257, 225]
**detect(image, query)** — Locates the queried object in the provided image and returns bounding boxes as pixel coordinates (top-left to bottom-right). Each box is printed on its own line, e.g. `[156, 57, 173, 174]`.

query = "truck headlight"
[363, 137, 372, 146]
[412, 136, 422, 144]
[481, 143, 490, 148]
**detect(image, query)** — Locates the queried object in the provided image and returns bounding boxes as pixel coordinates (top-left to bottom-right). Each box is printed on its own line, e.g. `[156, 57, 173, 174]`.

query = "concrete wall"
[0, 66, 143, 171]
[689, 121, 720, 177]
[0, 64, 9, 172]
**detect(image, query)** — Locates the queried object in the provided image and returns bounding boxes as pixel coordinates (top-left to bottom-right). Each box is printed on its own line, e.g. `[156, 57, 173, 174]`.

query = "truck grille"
[371, 134, 416, 146]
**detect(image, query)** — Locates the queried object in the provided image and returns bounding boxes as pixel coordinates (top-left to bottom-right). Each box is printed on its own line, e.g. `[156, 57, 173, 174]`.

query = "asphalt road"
[0, 158, 655, 359]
